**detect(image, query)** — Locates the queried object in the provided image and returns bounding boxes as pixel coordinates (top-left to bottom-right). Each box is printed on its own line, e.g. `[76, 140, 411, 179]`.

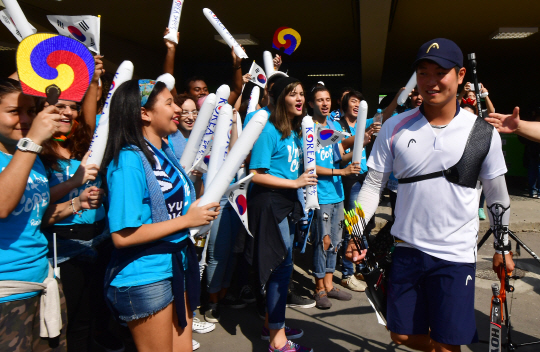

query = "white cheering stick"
[203, 8, 248, 59]
[190, 110, 269, 237]
[397, 72, 417, 106]
[164, 0, 185, 44]
[352, 100, 368, 165]
[180, 94, 217, 170]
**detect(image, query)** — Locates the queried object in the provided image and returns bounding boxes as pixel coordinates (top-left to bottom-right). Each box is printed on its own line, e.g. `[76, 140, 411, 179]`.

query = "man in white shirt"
[347, 38, 514, 352]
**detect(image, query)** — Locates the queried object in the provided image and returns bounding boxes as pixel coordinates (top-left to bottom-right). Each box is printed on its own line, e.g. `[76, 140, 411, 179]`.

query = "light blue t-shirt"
[0, 152, 50, 303]
[107, 147, 191, 287]
[340, 117, 374, 173]
[250, 121, 301, 180]
[316, 120, 344, 204]
[47, 159, 105, 225]
[243, 106, 271, 129]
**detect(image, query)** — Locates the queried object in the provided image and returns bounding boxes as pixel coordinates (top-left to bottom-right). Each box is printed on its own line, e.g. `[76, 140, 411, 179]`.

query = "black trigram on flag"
[255, 68, 261, 74]
[56, 20, 64, 29]
[90, 38, 95, 47]
[78, 20, 89, 31]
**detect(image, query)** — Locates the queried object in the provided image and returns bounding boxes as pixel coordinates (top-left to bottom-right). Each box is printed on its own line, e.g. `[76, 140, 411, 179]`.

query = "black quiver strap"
[398, 117, 493, 188]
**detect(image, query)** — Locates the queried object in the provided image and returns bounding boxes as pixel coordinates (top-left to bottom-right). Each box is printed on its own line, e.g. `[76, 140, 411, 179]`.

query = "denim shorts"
[107, 278, 174, 322]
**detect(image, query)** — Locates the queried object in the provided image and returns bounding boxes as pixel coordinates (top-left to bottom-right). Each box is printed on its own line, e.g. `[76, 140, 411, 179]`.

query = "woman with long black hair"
[248, 77, 316, 352]
[102, 79, 220, 352]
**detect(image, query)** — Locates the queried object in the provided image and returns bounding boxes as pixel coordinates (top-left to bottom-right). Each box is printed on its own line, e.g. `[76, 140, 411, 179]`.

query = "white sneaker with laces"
[193, 317, 216, 334]
[341, 275, 367, 292]
[192, 339, 200, 351]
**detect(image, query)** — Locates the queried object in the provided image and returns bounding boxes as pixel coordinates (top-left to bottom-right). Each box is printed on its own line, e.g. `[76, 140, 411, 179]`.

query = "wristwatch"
[17, 138, 42, 154]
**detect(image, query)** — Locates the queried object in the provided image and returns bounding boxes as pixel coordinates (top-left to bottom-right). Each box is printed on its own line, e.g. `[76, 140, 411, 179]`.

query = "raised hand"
[163, 28, 179, 49]
[71, 151, 99, 186]
[485, 107, 520, 134]
[231, 45, 246, 68]
[242, 73, 252, 84]
[26, 105, 61, 145]
[273, 54, 282, 71]
[92, 55, 104, 83]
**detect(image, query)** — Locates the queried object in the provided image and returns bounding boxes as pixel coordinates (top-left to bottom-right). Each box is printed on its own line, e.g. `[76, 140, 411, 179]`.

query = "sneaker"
[193, 317, 216, 334]
[269, 340, 314, 352]
[204, 302, 220, 323]
[327, 287, 352, 301]
[341, 275, 367, 292]
[261, 326, 304, 340]
[314, 290, 332, 309]
[354, 272, 365, 281]
[192, 339, 200, 351]
[93, 331, 125, 352]
[240, 284, 257, 303]
[478, 208, 486, 220]
[286, 291, 316, 308]
[220, 294, 247, 309]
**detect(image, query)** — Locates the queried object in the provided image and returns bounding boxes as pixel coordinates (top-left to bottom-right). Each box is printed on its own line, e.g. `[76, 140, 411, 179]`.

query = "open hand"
[485, 107, 520, 134]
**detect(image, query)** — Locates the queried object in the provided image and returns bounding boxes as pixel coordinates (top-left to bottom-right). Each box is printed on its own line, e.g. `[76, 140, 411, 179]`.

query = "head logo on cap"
[427, 43, 439, 53]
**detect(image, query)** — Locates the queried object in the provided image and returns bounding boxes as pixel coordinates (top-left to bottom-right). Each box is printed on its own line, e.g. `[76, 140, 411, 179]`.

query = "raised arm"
[382, 87, 405, 122]
[228, 46, 245, 105]
[80, 55, 104, 132]
[163, 28, 179, 96]
[0, 106, 60, 218]
[485, 107, 540, 143]
[481, 86, 495, 114]
[458, 82, 471, 101]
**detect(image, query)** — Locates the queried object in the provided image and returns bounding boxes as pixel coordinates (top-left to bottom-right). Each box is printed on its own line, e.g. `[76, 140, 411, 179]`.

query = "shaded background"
[1, 0, 539, 175]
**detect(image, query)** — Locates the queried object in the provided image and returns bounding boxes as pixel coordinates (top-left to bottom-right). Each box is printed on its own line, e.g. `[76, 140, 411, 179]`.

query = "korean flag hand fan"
[16, 33, 95, 105]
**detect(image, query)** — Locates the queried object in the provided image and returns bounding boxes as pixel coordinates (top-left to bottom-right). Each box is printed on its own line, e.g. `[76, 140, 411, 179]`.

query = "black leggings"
[59, 241, 113, 352]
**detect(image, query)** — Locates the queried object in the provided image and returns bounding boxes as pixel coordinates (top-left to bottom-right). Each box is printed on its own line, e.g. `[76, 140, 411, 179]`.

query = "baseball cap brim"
[413, 56, 459, 70]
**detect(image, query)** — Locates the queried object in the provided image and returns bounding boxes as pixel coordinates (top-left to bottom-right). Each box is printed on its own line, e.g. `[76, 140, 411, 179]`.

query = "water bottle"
[373, 109, 383, 136]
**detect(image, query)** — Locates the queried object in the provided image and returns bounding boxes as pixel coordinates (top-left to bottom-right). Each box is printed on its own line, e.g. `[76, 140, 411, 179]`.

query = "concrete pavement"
[194, 231, 540, 351]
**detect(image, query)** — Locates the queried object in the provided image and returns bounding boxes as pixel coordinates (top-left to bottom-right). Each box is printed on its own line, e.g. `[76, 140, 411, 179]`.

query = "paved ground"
[192, 185, 540, 352]
[192, 232, 540, 352]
